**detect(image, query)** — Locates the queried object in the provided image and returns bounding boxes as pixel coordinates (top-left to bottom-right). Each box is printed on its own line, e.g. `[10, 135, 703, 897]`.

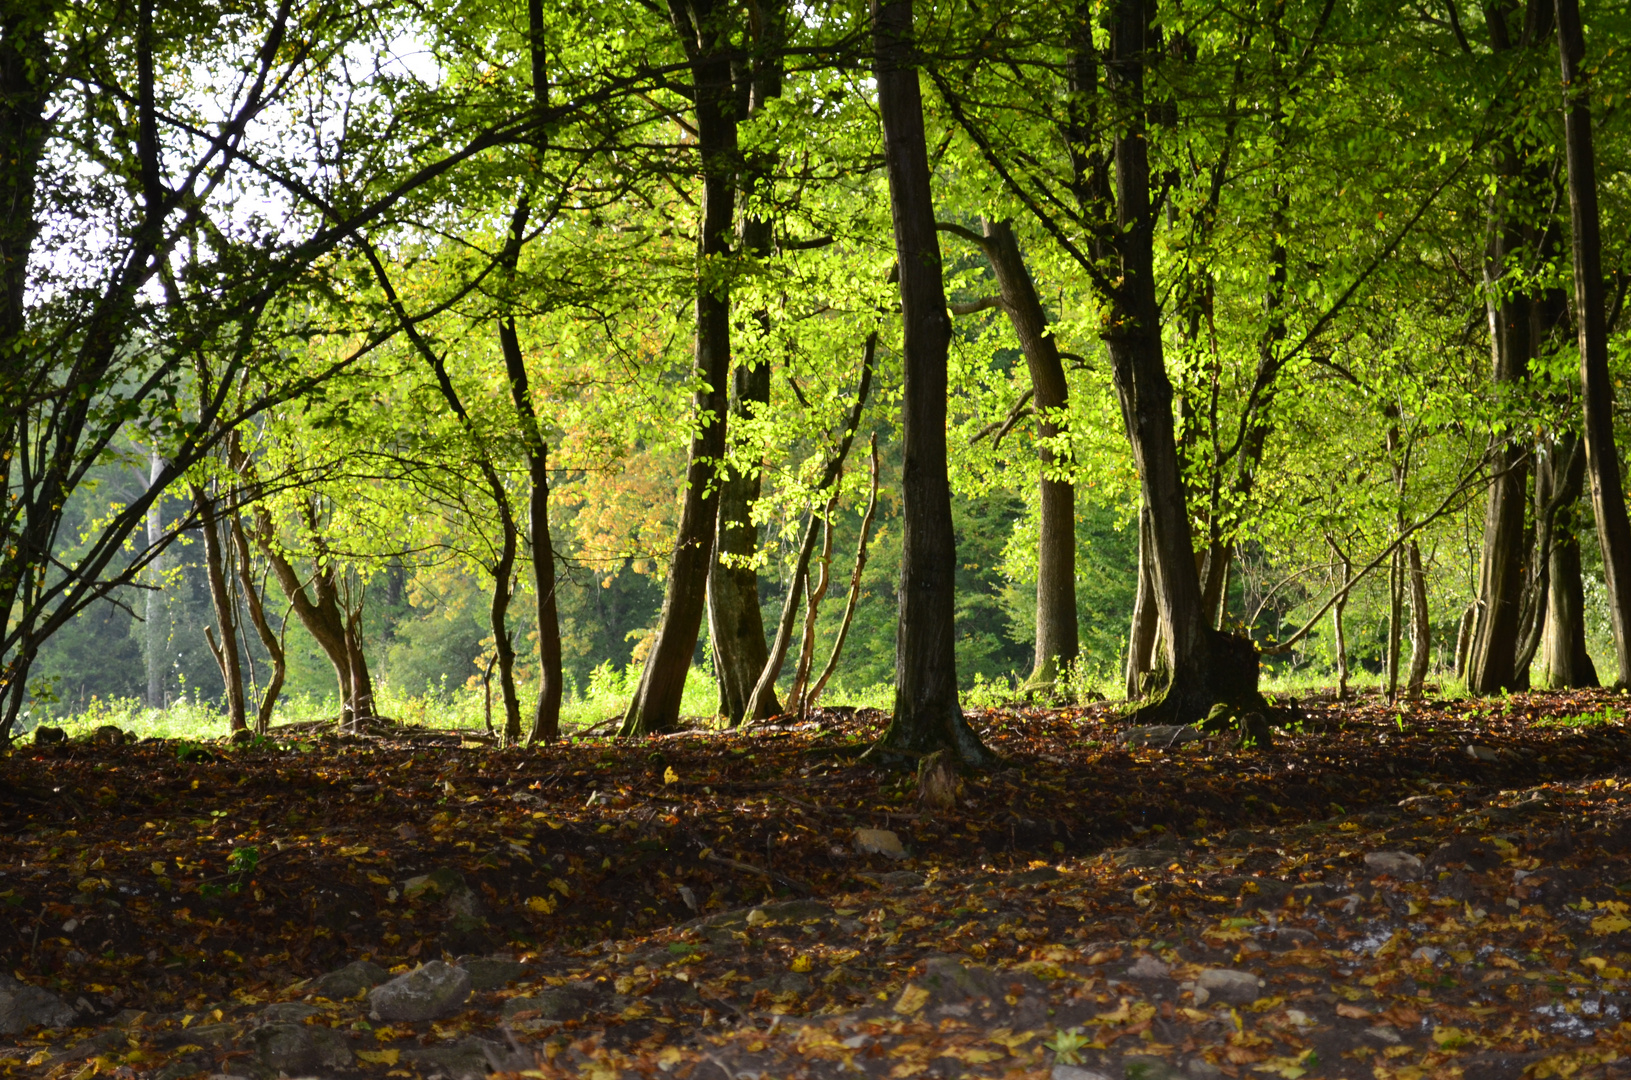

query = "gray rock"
[501, 989, 584, 1024]
[1124, 954, 1171, 980]
[181, 1022, 238, 1047]
[775, 972, 812, 995]
[1192, 969, 1264, 1005]
[368, 960, 472, 1022]
[855, 870, 926, 889]
[403, 1037, 507, 1080]
[0, 974, 76, 1034]
[257, 1002, 320, 1023]
[1052, 1067, 1115, 1080]
[1183, 1061, 1225, 1080]
[749, 898, 834, 925]
[1466, 744, 1500, 763]
[916, 955, 1001, 1002]
[1123, 1057, 1185, 1080]
[311, 959, 389, 1000]
[1364, 851, 1424, 880]
[244, 1022, 351, 1075]
[68, 1028, 130, 1058]
[457, 956, 531, 990]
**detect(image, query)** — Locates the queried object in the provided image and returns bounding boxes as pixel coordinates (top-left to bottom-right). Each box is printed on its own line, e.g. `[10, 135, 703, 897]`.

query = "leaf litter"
[4, 690, 1631, 1078]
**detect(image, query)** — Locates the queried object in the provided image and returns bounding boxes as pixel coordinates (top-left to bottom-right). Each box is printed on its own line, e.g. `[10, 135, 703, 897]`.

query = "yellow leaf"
[76, 877, 103, 893]
[549, 878, 572, 897]
[1014, 961, 1067, 980]
[941, 1047, 1006, 1064]
[337, 845, 370, 857]
[357, 1050, 400, 1065]
[790, 955, 812, 973]
[1133, 884, 1155, 907]
[367, 873, 391, 886]
[1592, 913, 1631, 935]
[149, 861, 166, 875]
[663, 767, 680, 784]
[527, 895, 556, 915]
[894, 983, 930, 1015]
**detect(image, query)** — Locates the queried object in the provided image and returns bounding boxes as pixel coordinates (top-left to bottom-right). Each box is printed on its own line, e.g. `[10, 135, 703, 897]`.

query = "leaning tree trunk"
[868, 0, 993, 766]
[229, 511, 284, 733]
[1332, 541, 1352, 699]
[192, 483, 247, 732]
[1102, 0, 1257, 726]
[1557, 0, 1631, 687]
[971, 219, 1078, 689]
[620, 0, 737, 737]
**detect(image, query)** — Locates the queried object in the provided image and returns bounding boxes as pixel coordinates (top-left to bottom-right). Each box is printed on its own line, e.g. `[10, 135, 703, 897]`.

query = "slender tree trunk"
[746, 340, 876, 722]
[1125, 505, 1158, 699]
[808, 435, 881, 709]
[869, 0, 992, 766]
[1455, 603, 1478, 682]
[1332, 544, 1351, 700]
[229, 511, 284, 734]
[786, 493, 838, 716]
[974, 219, 1077, 688]
[145, 450, 167, 709]
[621, 0, 737, 737]
[1386, 547, 1403, 700]
[1406, 541, 1430, 698]
[488, 514, 523, 743]
[1557, 0, 1631, 686]
[192, 483, 246, 731]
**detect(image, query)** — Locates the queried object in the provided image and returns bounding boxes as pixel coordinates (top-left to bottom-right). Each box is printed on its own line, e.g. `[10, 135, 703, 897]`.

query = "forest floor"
[4, 688, 1631, 1080]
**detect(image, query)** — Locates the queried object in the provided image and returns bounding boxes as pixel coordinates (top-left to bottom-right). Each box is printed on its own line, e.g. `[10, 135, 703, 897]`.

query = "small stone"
[368, 960, 472, 1022]
[917, 955, 1001, 1002]
[1397, 795, 1441, 814]
[854, 828, 906, 859]
[1124, 954, 1171, 980]
[403, 868, 481, 917]
[91, 725, 126, 746]
[402, 1038, 505, 1080]
[32, 726, 66, 747]
[0, 974, 76, 1034]
[1411, 946, 1442, 963]
[1051, 1067, 1114, 1080]
[1466, 744, 1500, 763]
[750, 898, 834, 924]
[501, 989, 583, 1025]
[1184, 1062, 1225, 1080]
[1193, 968, 1264, 1005]
[457, 956, 531, 991]
[1121, 725, 1202, 748]
[311, 959, 389, 1000]
[1366, 1024, 1402, 1045]
[246, 1022, 351, 1074]
[1364, 851, 1424, 880]
[855, 870, 926, 888]
[258, 1002, 320, 1023]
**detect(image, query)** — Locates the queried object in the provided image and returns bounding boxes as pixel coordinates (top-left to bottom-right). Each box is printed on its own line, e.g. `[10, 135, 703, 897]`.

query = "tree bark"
[144, 449, 167, 709]
[707, 0, 785, 725]
[1541, 434, 1598, 687]
[1406, 541, 1430, 698]
[1556, 0, 1631, 686]
[948, 219, 1078, 688]
[1331, 542, 1351, 699]
[620, 0, 737, 737]
[868, 0, 993, 766]
[1125, 505, 1158, 699]
[229, 510, 284, 734]
[192, 483, 246, 731]
[1100, 0, 1257, 725]
[786, 492, 839, 716]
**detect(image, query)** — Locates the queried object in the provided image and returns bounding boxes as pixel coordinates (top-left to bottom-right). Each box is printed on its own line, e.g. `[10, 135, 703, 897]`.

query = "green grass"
[1533, 707, 1626, 729]
[34, 663, 905, 744]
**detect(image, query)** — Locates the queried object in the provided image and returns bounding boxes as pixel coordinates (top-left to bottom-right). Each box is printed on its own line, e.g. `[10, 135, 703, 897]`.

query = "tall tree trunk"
[229, 510, 284, 733]
[1406, 541, 1430, 698]
[977, 219, 1078, 688]
[192, 483, 246, 731]
[868, 0, 992, 766]
[1541, 433, 1598, 687]
[620, 0, 737, 737]
[1332, 542, 1351, 699]
[786, 493, 839, 716]
[708, 0, 785, 725]
[1102, 0, 1256, 725]
[1386, 547, 1403, 700]
[145, 449, 167, 709]
[1125, 505, 1158, 699]
[1557, 0, 1631, 686]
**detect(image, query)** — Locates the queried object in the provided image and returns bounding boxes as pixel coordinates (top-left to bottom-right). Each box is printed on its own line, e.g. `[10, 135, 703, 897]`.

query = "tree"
[868, 0, 993, 766]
